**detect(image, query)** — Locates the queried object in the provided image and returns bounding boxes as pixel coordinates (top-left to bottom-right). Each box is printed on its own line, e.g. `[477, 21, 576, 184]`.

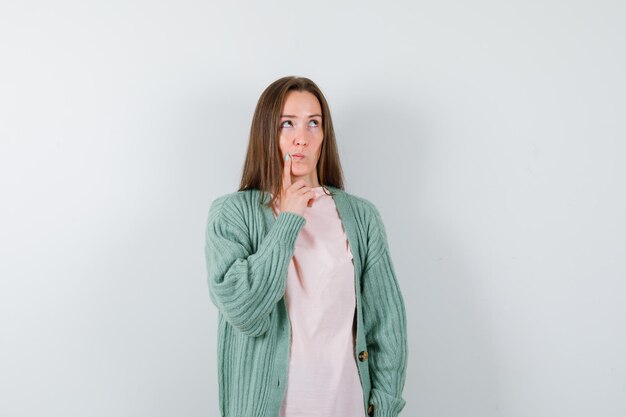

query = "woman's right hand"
[280, 153, 316, 216]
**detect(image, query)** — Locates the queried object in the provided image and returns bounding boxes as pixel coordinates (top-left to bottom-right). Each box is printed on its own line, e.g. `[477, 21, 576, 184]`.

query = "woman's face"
[278, 90, 324, 187]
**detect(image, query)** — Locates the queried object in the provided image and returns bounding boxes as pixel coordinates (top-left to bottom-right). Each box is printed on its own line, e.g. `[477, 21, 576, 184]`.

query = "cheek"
[314, 136, 324, 154]
[278, 136, 287, 153]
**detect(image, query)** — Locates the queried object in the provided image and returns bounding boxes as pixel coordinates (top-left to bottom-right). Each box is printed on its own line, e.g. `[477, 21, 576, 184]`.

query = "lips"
[292, 153, 304, 159]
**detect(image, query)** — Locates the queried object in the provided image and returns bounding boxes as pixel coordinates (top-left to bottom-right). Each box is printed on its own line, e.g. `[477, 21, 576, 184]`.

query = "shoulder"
[345, 191, 379, 214]
[207, 189, 264, 225]
[207, 190, 239, 218]
[333, 188, 393, 268]
[331, 187, 384, 224]
[329, 186, 387, 242]
[209, 188, 266, 208]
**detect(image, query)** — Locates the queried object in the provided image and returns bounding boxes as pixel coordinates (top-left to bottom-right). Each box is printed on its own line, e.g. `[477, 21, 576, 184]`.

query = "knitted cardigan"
[204, 185, 408, 417]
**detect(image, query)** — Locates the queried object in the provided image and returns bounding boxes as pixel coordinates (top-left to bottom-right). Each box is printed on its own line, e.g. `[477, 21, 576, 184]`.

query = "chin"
[292, 167, 312, 175]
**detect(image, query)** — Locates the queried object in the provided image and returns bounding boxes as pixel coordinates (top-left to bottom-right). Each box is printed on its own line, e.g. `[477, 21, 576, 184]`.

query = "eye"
[280, 120, 293, 128]
[309, 119, 320, 127]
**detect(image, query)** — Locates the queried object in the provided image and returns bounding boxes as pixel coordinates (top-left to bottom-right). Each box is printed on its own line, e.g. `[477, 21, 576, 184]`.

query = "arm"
[362, 204, 408, 416]
[204, 195, 306, 337]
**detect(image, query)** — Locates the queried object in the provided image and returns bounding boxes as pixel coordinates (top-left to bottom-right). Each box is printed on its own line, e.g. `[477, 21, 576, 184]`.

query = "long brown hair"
[238, 76, 345, 208]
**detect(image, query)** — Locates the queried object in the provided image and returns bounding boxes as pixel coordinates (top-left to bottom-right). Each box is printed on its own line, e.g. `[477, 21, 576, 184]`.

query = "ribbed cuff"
[373, 411, 399, 417]
[368, 389, 406, 417]
[271, 211, 306, 247]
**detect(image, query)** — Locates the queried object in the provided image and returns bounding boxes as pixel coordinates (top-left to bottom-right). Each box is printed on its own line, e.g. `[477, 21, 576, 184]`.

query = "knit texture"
[204, 185, 408, 417]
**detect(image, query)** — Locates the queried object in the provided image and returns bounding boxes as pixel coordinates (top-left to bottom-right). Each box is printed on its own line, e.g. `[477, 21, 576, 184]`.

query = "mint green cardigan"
[204, 185, 408, 417]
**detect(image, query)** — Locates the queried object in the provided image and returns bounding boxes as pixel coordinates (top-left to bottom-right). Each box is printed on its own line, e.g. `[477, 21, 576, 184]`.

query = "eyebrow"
[280, 114, 322, 118]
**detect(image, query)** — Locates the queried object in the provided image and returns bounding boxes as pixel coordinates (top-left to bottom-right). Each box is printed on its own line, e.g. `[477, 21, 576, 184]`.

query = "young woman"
[205, 76, 408, 417]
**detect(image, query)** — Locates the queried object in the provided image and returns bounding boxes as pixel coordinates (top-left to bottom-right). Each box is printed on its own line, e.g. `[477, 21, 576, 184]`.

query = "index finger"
[282, 152, 291, 190]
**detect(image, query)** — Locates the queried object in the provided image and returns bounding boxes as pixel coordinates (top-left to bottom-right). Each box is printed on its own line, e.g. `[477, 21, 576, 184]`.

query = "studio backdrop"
[1, 1, 624, 416]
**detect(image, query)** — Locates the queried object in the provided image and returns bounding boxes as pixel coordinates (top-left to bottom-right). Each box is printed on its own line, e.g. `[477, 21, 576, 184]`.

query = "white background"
[1, 1, 624, 416]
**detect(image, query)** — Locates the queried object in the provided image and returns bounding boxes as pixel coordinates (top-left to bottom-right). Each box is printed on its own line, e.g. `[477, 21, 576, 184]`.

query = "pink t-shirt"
[272, 185, 364, 417]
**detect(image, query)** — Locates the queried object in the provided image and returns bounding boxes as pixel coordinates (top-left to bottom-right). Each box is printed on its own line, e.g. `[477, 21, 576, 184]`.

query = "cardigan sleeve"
[361, 203, 408, 417]
[204, 195, 306, 337]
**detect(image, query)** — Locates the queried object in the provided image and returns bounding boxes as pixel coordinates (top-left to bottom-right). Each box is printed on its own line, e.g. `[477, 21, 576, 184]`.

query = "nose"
[292, 123, 310, 146]
[292, 123, 312, 147]
[294, 136, 307, 146]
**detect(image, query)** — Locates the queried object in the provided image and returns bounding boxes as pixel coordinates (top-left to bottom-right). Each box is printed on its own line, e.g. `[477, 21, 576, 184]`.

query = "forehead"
[281, 90, 322, 114]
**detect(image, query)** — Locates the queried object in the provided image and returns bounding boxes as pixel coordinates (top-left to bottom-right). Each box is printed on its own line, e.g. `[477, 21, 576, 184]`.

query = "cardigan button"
[367, 403, 374, 415]
[358, 350, 368, 361]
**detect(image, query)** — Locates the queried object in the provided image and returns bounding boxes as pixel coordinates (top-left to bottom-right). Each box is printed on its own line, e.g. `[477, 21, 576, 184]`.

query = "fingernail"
[284, 153, 290, 161]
